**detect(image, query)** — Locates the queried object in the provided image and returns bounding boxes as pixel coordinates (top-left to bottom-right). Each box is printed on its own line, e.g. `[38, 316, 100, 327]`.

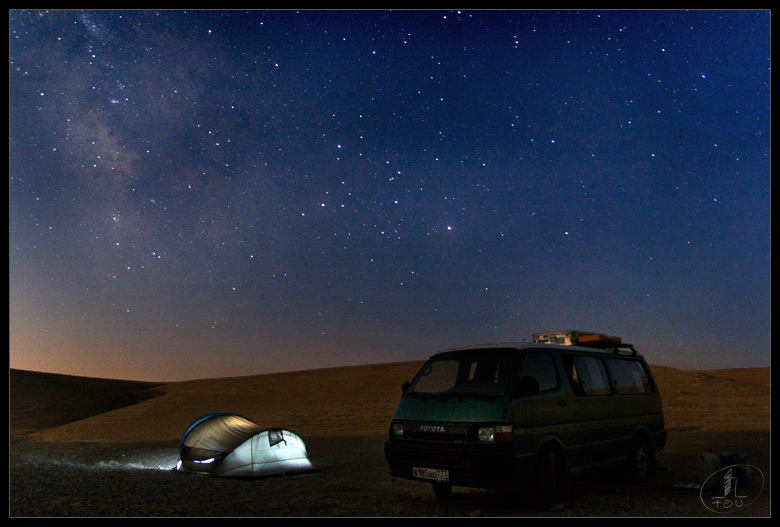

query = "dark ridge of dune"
[9, 369, 165, 438]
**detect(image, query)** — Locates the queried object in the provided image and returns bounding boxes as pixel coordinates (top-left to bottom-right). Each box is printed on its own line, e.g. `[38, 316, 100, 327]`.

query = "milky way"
[9, 10, 770, 381]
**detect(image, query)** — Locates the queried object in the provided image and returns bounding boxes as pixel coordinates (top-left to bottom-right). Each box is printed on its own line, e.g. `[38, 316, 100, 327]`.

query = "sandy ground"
[9, 362, 771, 517]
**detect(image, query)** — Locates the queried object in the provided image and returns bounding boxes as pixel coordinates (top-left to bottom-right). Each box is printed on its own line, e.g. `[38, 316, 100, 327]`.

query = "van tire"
[533, 446, 566, 509]
[432, 482, 452, 500]
[627, 436, 651, 483]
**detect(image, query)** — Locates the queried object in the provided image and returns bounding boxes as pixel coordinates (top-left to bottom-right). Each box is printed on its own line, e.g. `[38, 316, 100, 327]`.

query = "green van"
[384, 341, 666, 505]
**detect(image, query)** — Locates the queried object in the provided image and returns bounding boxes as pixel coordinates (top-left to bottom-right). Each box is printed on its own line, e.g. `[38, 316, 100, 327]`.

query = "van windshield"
[408, 351, 517, 397]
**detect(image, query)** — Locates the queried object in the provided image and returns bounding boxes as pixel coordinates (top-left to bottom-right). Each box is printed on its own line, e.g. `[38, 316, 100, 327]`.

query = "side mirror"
[402, 381, 410, 394]
[514, 376, 540, 397]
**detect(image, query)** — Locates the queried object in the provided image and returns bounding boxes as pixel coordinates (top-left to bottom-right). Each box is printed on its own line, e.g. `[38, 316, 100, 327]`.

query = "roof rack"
[574, 336, 637, 355]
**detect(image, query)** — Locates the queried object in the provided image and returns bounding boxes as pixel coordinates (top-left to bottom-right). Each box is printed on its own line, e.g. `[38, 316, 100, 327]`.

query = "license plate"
[413, 467, 449, 482]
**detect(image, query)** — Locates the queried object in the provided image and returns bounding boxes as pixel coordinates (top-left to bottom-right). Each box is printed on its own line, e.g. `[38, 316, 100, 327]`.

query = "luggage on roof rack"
[577, 333, 621, 345]
[532, 330, 638, 355]
[574, 334, 637, 355]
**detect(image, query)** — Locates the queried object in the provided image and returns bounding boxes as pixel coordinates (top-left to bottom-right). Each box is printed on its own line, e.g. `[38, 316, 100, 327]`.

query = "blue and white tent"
[177, 413, 316, 477]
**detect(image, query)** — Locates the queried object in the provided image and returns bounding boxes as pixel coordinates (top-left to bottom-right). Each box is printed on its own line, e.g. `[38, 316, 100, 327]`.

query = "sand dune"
[9, 361, 771, 517]
[648, 365, 770, 432]
[10, 361, 426, 443]
[691, 367, 771, 386]
[11, 362, 769, 444]
[9, 369, 164, 439]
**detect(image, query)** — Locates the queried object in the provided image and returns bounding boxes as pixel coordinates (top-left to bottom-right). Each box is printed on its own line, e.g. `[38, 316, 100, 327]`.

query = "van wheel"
[627, 436, 651, 483]
[533, 446, 567, 509]
[432, 482, 452, 500]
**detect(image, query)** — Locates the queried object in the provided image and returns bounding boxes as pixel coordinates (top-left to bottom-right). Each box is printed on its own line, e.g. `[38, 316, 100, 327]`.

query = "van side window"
[607, 359, 654, 394]
[519, 352, 558, 392]
[562, 355, 612, 396]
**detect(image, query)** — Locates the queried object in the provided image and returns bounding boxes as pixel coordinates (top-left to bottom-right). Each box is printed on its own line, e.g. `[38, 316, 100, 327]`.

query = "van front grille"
[401, 421, 470, 443]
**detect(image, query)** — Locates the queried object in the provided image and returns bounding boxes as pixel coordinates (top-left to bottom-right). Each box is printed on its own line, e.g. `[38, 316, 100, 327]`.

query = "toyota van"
[384, 341, 666, 505]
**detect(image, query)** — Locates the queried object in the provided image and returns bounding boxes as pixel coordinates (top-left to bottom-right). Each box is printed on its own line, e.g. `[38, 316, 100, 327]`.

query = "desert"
[9, 361, 770, 517]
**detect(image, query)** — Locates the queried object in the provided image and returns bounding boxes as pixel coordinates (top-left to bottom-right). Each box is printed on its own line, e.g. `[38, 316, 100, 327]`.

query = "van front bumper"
[384, 438, 516, 489]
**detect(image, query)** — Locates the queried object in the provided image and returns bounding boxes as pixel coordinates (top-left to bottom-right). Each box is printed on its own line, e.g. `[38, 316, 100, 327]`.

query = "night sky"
[9, 10, 771, 382]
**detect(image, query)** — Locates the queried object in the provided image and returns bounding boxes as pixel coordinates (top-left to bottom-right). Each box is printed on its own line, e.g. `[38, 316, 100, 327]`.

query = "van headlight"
[391, 422, 404, 437]
[478, 425, 513, 444]
[478, 427, 495, 443]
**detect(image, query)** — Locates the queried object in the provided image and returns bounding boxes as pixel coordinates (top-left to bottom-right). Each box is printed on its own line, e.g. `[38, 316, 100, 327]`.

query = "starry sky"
[9, 10, 771, 382]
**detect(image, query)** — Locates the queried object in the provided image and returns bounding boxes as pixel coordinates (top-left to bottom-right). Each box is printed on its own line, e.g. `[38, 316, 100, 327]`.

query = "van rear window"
[607, 359, 654, 394]
[562, 355, 612, 396]
[410, 352, 517, 397]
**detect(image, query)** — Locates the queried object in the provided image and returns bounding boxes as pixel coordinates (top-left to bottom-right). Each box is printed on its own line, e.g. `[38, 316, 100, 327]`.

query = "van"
[384, 342, 667, 505]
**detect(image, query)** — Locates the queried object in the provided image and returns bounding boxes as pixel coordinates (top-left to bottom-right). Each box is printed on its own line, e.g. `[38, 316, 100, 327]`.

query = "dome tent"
[177, 413, 316, 477]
